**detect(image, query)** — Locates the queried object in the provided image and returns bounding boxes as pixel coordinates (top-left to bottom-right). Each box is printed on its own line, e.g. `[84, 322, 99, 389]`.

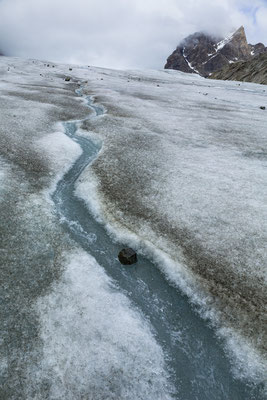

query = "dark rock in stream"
[65, 76, 71, 82]
[118, 248, 137, 265]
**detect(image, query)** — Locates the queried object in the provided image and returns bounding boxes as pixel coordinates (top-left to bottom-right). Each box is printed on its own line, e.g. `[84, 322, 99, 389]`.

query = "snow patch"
[182, 47, 200, 74]
[216, 30, 236, 52]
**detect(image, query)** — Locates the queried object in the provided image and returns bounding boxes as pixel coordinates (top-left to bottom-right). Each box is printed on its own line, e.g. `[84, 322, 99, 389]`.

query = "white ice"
[0, 157, 10, 198]
[28, 250, 173, 400]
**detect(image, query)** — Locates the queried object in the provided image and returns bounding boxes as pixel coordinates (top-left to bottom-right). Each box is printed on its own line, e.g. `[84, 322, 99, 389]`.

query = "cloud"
[0, 0, 266, 69]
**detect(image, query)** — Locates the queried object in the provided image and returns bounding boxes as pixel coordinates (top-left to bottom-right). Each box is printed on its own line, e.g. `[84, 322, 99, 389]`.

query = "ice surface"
[75, 67, 267, 387]
[0, 57, 174, 399]
[0, 57, 91, 398]
[27, 250, 173, 400]
[36, 129, 82, 193]
[1, 56, 267, 396]
[0, 157, 9, 197]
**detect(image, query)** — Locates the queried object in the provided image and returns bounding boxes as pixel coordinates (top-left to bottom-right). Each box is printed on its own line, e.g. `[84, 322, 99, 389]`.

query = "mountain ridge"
[210, 51, 267, 85]
[165, 26, 267, 77]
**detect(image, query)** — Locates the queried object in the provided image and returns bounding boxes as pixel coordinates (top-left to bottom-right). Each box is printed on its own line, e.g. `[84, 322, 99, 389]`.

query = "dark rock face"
[250, 42, 267, 56]
[210, 52, 267, 85]
[118, 248, 137, 265]
[165, 26, 267, 77]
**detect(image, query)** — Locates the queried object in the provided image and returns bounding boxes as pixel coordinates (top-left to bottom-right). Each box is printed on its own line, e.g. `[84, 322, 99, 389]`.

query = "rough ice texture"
[28, 250, 173, 400]
[1, 56, 267, 396]
[76, 67, 267, 383]
[0, 57, 173, 399]
[0, 57, 90, 399]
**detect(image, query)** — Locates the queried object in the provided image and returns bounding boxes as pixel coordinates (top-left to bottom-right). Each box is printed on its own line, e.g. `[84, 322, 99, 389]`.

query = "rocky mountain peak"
[219, 25, 251, 60]
[233, 25, 246, 39]
[165, 26, 267, 77]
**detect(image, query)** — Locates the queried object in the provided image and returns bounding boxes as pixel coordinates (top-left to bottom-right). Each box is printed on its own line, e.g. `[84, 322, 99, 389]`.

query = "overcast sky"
[0, 0, 266, 69]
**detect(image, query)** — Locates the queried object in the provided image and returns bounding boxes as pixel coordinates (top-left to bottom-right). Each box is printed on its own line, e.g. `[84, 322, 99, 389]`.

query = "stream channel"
[51, 88, 264, 400]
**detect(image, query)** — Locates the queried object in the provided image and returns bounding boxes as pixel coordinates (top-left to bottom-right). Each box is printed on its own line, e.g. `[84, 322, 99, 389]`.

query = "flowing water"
[51, 90, 265, 400]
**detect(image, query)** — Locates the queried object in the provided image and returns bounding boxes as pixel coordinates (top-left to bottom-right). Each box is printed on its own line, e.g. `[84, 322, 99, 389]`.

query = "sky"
[0, 0, 267, 69]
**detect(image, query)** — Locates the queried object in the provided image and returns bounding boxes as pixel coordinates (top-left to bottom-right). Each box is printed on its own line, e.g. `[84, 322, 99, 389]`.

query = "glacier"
[0, 56, 266, 399]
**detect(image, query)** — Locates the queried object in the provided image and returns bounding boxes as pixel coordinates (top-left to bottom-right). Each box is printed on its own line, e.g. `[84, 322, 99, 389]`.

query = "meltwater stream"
[52, 89, 264, 400]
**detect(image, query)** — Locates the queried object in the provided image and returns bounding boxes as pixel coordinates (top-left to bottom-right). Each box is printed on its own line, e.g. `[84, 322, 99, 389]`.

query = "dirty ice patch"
[29, 250, 174, 400]
[75, 167, 209, 302]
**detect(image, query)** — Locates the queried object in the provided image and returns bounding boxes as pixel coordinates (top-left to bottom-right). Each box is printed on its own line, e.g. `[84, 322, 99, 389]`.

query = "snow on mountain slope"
[215, 30, 237, 51]
[0, 56, 266, 398]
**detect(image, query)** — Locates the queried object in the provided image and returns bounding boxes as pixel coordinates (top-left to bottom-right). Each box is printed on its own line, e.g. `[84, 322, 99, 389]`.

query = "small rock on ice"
[118, 248, 137, 265]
